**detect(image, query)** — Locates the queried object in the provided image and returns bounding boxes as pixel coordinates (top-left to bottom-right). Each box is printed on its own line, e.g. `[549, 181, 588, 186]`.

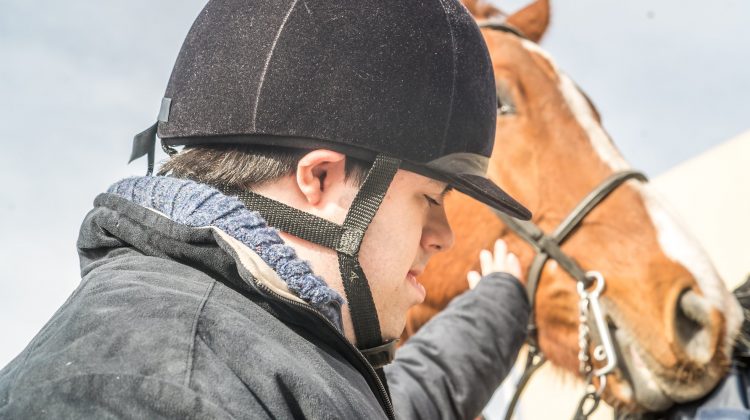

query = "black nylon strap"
[229, 190, 345, 252]
[227, 189, 387, 348]
[362, 340, 399, 370]
[130, 100, 173, 175]
[224, 154, 401, 366]
[129, 122, 157, 176]
[339, 155, 400, 349]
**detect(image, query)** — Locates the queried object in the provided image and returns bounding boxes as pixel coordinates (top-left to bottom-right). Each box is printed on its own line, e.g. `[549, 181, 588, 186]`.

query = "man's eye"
[424, 195, 441, 207]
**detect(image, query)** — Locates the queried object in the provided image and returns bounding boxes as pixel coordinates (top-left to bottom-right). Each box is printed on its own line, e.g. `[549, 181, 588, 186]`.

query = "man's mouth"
[406, 270, 427, 303]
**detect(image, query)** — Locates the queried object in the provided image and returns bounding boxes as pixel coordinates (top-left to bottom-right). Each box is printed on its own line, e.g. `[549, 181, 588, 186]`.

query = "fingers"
[479, 249, 494, 276]
[494, 239, 508, 271]
[479, 239, 508, 276]
[467, 271, 482, 289]
[506, 251, 522, 281]
[472, 239, 524, 283]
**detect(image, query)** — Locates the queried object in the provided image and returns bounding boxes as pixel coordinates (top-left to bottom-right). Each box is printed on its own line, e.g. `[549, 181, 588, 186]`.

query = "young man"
[0, 0, 531, 418]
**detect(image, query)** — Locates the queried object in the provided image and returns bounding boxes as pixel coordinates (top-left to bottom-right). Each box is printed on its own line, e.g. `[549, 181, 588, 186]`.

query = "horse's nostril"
[679, 290, 712, 325]
[675, 289, 716, 364]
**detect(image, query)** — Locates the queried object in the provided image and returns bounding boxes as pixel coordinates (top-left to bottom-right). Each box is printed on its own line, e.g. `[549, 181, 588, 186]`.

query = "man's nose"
[422, 207, 454, 253]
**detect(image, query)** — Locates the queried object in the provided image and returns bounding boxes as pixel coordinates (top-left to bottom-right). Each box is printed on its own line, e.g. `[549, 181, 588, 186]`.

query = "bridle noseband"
[477, 18, 650, 420]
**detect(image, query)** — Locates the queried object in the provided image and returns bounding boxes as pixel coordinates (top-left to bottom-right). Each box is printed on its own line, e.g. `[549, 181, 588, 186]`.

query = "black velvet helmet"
[130, 0, 531, 373]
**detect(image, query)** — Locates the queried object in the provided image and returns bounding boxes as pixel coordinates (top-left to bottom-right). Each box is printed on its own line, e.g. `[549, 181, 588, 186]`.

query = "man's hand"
[467, 239, 523, 289]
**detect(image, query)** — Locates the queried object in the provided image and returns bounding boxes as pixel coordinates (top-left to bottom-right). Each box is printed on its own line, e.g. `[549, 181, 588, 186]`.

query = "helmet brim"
[445, 172, 532, 220]
[404, 152, 532, 221]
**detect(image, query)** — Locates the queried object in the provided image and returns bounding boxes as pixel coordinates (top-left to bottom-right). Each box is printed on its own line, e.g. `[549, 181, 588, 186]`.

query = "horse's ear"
[461, 0, 504, 19]
[507, 0, 550, 43]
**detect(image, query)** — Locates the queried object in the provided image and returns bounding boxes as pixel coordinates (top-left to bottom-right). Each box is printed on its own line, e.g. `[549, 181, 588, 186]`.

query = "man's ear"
[296, 150, 348, 206]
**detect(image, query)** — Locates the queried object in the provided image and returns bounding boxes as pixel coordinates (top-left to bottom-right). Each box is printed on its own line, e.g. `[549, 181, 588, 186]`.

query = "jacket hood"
[78, 178, 343, 330]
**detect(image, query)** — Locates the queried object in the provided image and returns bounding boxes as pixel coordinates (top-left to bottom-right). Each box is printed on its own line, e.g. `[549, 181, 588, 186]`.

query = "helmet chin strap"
[222, 154, 401, 371]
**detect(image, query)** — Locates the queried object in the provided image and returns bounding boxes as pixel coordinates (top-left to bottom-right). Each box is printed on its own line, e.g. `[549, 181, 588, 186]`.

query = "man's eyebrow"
[440, 186, 453, 198]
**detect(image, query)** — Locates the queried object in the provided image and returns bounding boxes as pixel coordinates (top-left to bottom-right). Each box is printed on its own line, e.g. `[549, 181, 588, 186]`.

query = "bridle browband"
[477, 18, 650, 420]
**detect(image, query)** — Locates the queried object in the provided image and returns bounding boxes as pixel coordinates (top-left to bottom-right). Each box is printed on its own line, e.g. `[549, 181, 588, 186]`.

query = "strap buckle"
[360, 339, 399, 369]
[337, 227, 365, 256]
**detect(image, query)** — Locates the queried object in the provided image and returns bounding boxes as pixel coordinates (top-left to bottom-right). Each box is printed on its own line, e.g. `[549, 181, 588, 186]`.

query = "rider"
[0, 0, 531, 418]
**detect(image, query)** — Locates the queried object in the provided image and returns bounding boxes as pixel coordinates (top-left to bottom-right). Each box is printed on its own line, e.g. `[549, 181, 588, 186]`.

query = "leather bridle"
[477, 19, 650, 420]
[492, 170, 647, 420]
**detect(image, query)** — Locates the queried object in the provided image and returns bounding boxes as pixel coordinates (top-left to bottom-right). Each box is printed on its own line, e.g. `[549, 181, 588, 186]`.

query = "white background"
[1, 0, 748, 367]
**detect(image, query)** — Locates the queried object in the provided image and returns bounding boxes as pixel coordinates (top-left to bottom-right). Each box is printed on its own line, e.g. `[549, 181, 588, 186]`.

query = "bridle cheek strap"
[225, 154, 401, 370]
[491, 170, 648, 420]
[491, 170, 647, 345]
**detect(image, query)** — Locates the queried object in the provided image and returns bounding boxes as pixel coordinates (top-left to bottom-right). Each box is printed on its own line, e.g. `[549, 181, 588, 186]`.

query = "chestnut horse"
[403, 0, 743, 415]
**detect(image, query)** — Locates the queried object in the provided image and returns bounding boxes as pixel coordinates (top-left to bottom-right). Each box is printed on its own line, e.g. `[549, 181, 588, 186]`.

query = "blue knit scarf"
[107, 176, 345, 331]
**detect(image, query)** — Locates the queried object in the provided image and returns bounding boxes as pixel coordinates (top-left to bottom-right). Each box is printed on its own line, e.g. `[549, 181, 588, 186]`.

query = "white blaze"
[641, 188, 743, 353]
[519, 40, 743, 353]
[522, 39, 629, 171]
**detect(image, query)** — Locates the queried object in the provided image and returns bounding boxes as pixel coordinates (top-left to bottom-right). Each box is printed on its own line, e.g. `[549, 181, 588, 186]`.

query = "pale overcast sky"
[1, 0, 748, 366]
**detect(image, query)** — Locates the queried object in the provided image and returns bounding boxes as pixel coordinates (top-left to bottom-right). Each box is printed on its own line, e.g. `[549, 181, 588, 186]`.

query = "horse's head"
[413, 0, 743, 413]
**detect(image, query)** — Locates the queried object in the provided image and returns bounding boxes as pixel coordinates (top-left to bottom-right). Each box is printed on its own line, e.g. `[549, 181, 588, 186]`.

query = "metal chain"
[575, 281, 596, 420]
[573, 388, 601, 420]
[573, 272, 617, 420]
[578, 287, 592, 376]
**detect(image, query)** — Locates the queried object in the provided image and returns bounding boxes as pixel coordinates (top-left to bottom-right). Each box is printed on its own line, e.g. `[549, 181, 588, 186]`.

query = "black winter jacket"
[0, 193, 530, 419]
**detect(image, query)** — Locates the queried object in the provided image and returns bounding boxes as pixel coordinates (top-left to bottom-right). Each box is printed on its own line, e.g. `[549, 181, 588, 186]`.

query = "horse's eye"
[496, 83, 517, 116]
[498, 99, 515, 115]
